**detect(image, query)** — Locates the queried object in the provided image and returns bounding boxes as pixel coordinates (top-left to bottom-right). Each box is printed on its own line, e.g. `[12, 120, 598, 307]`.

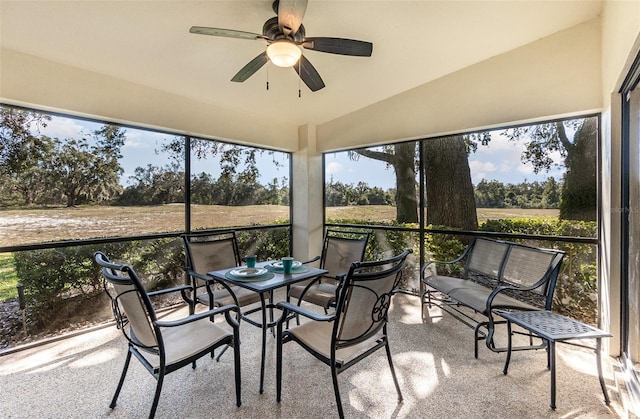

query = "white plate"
[229, 267, 268, 278]
[270, 260, 302, 269]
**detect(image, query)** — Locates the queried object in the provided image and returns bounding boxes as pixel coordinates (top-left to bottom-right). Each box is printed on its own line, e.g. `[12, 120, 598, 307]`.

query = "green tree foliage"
[46, 126, 125, 207]
[0, 107, 51, 173]
[325, 179, 393, 206]
[0, 108, 125, 208]
[118, 163, 185, 205]
[0, 108, 52, 206]
[474, 177, 561, 209]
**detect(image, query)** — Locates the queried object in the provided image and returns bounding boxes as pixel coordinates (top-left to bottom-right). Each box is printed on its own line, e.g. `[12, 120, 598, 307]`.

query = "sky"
[36, 115, 290, 186]
[35, 113, 565, 190]
[325, 134, 565, 190]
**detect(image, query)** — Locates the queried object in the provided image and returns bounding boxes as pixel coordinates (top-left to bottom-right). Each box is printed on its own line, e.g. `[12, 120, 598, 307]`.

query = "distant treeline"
[1, 161, 561, 209]
[326, 178, 561, 209]
[115, 165, 290, 207]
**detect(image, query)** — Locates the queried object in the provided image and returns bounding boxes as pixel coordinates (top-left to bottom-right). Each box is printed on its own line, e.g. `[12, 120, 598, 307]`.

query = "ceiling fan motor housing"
[263, 16, 305, 42]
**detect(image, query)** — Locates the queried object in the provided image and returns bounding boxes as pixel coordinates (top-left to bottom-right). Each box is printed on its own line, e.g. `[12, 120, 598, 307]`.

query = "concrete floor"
[0, 292, 630, 418]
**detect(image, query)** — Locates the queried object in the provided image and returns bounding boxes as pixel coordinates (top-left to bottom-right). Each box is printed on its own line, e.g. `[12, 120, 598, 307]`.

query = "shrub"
[13, 238, 185, 332]
[481, 218, 597, 323]
[237, 224, 291, 260]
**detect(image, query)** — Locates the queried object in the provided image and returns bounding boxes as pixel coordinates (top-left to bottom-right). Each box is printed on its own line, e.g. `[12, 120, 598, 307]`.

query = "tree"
[475, 179, 506, 208]
[120, 163, 183, 205]
[503, 117, 597, 221]
[0, 107, 51, 173]
[0, 107, 53, 205]
[164, 137, 287, 206]
[47, 125, 125, 207]
[351, 135, 482, 230]
[542, 177, 561, 209]
[351, 142, 418, 223]
[423, 136, 478, 230]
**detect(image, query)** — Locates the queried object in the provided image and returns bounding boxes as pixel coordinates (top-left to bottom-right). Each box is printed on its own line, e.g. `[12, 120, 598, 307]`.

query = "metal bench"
[420, 237, 565, 357]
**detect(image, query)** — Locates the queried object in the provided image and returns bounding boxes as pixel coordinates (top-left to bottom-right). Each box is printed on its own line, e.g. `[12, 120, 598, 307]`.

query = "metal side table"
[495, 309, 611, 410]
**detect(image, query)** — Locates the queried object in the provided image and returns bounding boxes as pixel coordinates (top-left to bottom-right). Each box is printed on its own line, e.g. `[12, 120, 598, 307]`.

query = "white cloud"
[469, 160, 496, 173]
[326, 161, 343, 175]
[36, 116, 87, 139]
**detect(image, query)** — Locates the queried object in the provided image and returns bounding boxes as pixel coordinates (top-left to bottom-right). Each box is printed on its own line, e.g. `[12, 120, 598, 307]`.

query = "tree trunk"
[560, 118, 597, 221]
[353, 142, 418, 223]
[423, 136, 478, 230]
[393, 143, 418, 223]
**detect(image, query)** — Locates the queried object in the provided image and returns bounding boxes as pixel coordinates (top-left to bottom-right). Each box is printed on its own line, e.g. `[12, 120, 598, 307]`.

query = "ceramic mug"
[244, 255, 257, 268]
[281, 256, 294, 274]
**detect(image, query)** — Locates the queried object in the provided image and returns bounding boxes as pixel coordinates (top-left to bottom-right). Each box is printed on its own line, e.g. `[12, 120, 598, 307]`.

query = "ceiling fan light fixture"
[266, 40, 301, 67]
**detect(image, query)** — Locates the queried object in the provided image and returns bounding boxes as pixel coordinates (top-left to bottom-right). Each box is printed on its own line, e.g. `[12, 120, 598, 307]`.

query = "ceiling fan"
[189, 0, 373, 92]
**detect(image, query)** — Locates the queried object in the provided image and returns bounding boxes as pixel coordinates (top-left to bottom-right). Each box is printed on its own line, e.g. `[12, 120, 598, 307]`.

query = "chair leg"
[331, 365, 345, 419]
[215, 344, 230, 362]
[385, 341, 403, 402]
[149, 371, 165, 419]
[276, 323, 283, 402]
[233, 340, 242, 407]
[110, 349, 132, 409]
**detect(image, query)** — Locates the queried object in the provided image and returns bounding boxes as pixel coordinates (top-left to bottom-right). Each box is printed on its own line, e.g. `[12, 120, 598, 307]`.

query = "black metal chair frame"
[95, 251, 241, 418]
[182, 230, 243, 310]
[290, 228, 371, 311]
[276, 249, 412, 419]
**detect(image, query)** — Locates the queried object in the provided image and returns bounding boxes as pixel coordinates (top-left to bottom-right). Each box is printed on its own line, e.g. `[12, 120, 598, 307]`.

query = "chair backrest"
[333, 249, 412, 349]
[183, 231, 241, 274]
[466, 238, 509, 279]
[500, 244, 565, 308]
[94, 252, 159, 352]
[320, 229, 371, 279]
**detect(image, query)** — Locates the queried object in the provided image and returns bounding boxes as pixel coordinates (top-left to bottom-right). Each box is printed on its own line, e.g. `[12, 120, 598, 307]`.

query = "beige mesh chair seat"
[276, 249, 412, 419]
[94, 251, 241, 418]
[183, 231, 261, 309]
[289, 229, 370, 310]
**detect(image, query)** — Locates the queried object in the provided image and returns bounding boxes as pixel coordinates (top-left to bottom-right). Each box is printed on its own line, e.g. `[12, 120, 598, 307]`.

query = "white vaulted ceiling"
[0, 1, 603, 129]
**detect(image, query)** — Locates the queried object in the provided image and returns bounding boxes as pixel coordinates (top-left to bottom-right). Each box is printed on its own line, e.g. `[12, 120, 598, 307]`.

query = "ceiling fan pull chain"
[266, 61, 270, 90]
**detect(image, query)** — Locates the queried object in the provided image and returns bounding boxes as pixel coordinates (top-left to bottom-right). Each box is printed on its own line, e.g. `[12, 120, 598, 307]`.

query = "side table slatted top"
[505, 310, 611, 341]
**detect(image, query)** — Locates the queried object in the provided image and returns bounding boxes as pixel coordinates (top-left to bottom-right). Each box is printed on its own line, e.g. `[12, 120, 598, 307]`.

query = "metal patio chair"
[94, 251, 241, 419]
[288, 229, 370, 310]
[182, 231, 262, 310]
[276, 249, 412, 419]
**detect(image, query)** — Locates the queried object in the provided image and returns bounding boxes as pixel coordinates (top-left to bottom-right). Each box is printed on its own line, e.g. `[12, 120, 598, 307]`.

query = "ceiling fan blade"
[277, 0, 308, 36]
[190, 26, 264, 41]
[302, 37, 373, 57]
[294, 55, 325, 92]
[231, 52, 269, 82]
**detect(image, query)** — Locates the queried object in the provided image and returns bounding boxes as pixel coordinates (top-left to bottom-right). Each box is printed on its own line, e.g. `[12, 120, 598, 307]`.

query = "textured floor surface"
[0, 292, 630, 418]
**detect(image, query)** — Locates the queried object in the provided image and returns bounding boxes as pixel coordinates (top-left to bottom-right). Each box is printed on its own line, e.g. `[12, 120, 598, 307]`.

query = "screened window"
[0, 105, 291, 247]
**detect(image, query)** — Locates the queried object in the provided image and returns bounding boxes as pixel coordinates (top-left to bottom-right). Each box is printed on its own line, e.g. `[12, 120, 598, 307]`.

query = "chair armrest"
[300, 255, 321, 265]
[485, 277, 550, 313]
[184, 268, 244, 310]
[276, 301, 334, 323]
[155, 304, 240, 328]
[292, 274, 324, 302]
[185, 268, 211, 284]
[147, 284, 193, 298]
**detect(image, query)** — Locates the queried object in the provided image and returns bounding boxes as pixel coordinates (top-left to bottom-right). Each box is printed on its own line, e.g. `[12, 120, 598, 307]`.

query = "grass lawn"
[0, 205, 560, 302]
[0, 253, 18, 300]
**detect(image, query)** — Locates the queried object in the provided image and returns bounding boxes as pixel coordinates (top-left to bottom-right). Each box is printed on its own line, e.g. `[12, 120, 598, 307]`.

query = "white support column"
[292, 124, 324, 261]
